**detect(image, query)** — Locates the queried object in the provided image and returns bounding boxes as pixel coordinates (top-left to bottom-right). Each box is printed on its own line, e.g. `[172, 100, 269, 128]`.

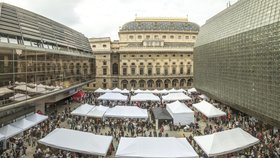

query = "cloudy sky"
[1, 0, 238, 40]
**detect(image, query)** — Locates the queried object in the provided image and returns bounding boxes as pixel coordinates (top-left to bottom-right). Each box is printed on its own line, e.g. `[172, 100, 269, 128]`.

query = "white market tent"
[38, 128, 113, 156]
[0, 125, 23, 140]
[104, 106, 148, 119]
[25, 113, 48, 124]
[112, 88, 122, 93]
[121, 89, 130, 94]
[162, 92, 192, 102]
[98, 92, 128, 101]
[193, 101, 226, 118]
[9, 93, 31, 101]
[116, 137, 198, 158]
[11, 118, 37, 131]
[166, 101, 194, 125]
[71, 103, 95, 116]
[0, 133, 5, 141]
[0, 87, 13, 96]
[188, 88, 197, 94]
[199, 94, 209, 101]
[14, 85, 35, 93]
[94, 88, 106, 93]
[194, 128, 259, 157]
[131, 93, 160, 102]
[168, 88, 186, 93]
[87, 105, 109, 118]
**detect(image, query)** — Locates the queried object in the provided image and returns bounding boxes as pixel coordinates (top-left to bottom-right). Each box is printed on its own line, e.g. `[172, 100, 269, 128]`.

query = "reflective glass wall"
[0, 48, 94, 106]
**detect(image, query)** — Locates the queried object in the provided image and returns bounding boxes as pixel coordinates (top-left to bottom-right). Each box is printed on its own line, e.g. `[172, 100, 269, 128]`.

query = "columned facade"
[90, 17, 199, 90]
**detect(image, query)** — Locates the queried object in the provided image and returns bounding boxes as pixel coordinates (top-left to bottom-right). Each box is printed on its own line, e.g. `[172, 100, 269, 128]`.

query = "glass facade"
[194, 0, 280, 127]
[0, 3, 95, 109]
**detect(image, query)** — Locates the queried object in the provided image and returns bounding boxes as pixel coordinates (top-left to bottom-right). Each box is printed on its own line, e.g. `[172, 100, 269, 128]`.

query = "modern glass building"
[194, 0, 280, 127]
[0, 3, 95, 124]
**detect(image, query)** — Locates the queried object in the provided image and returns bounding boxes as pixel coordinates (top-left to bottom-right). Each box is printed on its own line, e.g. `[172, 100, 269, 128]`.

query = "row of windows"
[122, 54, 191, 58]
[128, 34, 196, 40]
[91, 44, 107, 48]
[122, 62, 191, 66]
[102, 67, 192, 76]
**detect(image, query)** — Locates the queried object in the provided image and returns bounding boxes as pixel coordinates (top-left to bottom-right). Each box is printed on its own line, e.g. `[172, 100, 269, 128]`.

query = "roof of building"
[120, 18, 199, 32]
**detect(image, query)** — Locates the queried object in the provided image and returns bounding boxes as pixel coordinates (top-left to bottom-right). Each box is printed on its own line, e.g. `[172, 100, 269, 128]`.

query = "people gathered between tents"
[0, 87, 279, 158]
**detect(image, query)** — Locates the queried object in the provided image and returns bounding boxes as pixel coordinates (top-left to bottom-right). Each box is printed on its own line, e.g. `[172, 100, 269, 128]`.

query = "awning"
[94, 88, 106, 93]
[25, 113, 48, 124]
[194, 128, 259, 157]
[0, 87, 14, 96]
[116, 137, 199, 158]
[11, 118, 37, 131]
[151, 107, 173, 120]
[111, 88, 122, 93]
[87, 105, 109, 118]
[187, 88, 197, 94]
[71, 103, 95, 116]
[98, 92, 128, 101]
[104, 106, 148, 119]
[131, 93, 160, 102]
[9, 93, 31, 101]
[193, 100, 226, 118]
[162, 92, 192, 101]
[0, 125, 23, 140]
[38, 128, 113, 156]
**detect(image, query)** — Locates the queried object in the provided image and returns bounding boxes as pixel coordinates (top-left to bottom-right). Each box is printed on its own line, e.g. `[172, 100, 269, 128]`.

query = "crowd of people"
[0, 90, 279, 158]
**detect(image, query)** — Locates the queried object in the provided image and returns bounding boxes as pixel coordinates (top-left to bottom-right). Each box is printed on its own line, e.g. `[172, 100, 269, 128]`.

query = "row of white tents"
[71, 104, 149, 119]
[97, 92, 192, 102]
[95, 87, 198, 94]
[38, 127, 259, 157]
[0, 113, 48, 142]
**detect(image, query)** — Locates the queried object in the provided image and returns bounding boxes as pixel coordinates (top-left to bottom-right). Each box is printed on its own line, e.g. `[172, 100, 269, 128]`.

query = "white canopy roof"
[116, 137, 198, 158]
[94, 88, 106, 93]
[112, 88, 122, 93]
[71, 103, 95, 116]
[0, 125, 23, 139]
[162, 92, 192, 101]
[188, 88, 197, 94]
[11, 118, 37, 131]
[38, 128, 113, 156]
[166, 101, 194, 125]
[131, 93, 160, 102]
[25, 113, 48, 124]
[0, 87, 13, 96]
[121, 89, 130, 94]
[168, 88, 186, 93]
[104, 106, 148, 119]
[9, 93, 31, 101]
[87, 105, 109, 118]
[194, 128, 259, 157]
[167, 101, 194, 114]
[193, 101, 226, 118]
[0, 133, 5, 141]
[98, 92, 128, 101]
[199, 94, 209, 100]
[14, 85, 34, 92]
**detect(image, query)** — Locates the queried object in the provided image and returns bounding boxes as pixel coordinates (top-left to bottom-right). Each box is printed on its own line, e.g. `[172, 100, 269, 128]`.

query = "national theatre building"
[194, 0, 280, 127]
[0, 3, 95, 124]
[90, 17, 199, 90]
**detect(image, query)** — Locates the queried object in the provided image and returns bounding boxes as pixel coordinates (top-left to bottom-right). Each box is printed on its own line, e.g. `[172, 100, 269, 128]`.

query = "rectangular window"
[164, 68, 168, 75]
[156, 67, 160, 75]
[140, 68, 144, 75]
[123, 68, 127, 75]
[148, 68, 152, 75]
[180, 67, 184, 74]
[187, 68, 191, 75]
[172, 68, 176, 75]
[103, 68, 107, 75]
[131, 68, 135, 75]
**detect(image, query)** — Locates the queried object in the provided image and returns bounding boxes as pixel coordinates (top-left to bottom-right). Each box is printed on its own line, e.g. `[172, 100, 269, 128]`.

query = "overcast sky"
[1, 0, 238, 40]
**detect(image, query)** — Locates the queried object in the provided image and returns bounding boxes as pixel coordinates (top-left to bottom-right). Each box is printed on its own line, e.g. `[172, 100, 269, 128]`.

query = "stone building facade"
[90, 17, 199, 90]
